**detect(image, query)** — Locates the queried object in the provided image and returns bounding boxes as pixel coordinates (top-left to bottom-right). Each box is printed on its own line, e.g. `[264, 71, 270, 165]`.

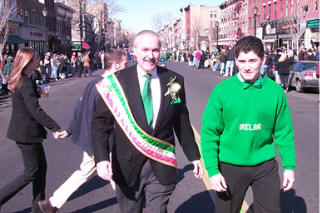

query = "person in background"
[225, 47, 235, 76]
[76, 52, 83, 78]
[71, 52, 77, 76]
[0, 48, 62, 212]
[83, 52, 91, 78]
[195, 50, 201, 69]
[0, 55, 7, 94]
[278, 52, 294, 93]
[50, 54, 60, 81]
[201, 36, 295, 213]
[37, 49, 128, 213]
[2, 56, 14, 95]
[43, 53, 51, 83]
[219, 49, 226, 76]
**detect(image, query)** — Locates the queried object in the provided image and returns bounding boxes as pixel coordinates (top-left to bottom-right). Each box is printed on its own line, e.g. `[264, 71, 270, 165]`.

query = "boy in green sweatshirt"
[201, 36, 296, 213]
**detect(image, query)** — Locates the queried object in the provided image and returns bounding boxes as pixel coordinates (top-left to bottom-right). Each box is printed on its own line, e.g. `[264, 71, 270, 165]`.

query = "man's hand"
[209, 173, 227, 192]
[53, 130, 69, 140]
[97, 160, 113, 181]
[283, 170, 295, 192]
[192, 160, 204, 179]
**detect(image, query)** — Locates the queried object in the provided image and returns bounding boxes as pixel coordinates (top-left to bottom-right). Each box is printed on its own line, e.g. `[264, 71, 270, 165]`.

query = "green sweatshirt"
[201, 75, 296, 177]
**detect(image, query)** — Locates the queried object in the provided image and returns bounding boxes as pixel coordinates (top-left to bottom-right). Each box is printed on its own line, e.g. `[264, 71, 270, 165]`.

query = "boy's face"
[235, 50, 265, 82]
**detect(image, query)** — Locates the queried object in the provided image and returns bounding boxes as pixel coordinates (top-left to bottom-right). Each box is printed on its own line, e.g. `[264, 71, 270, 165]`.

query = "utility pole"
[79, 0, 83, 51]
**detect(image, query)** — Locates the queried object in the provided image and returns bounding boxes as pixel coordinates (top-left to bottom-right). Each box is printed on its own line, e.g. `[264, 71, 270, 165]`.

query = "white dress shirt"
[137, 65, 161, 129]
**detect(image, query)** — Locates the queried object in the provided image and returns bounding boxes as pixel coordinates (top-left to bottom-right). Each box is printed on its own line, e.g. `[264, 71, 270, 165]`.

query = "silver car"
[289, 61, 319, 92]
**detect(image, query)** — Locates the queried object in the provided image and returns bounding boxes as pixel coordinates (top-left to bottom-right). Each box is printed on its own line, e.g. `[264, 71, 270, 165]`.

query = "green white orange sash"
[96, 73, 177, 168]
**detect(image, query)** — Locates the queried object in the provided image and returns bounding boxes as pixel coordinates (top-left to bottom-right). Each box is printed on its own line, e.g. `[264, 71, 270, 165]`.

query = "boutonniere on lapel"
[165, 76, 181, 104]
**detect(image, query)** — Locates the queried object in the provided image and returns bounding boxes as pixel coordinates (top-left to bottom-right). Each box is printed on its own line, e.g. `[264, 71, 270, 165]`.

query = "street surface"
[0, 61, 318, 213]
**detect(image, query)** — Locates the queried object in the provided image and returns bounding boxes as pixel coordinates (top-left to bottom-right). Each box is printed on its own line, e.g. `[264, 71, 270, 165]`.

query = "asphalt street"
[0, 60, 318, 213]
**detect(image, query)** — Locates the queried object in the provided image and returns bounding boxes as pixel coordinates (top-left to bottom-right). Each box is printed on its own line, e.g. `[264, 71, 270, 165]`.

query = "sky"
[114, 0, 224, 34]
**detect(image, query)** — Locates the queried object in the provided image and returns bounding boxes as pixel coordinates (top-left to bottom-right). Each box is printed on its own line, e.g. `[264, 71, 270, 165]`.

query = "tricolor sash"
[96, 73, 177, 168]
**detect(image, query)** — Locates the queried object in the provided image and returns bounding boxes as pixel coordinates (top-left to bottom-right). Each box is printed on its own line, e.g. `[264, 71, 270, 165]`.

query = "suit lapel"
[117, 65, 151, 133]
[153, 67, 170, 134]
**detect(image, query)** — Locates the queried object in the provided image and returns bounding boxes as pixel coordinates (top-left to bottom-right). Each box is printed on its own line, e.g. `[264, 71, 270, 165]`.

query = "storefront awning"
[262, 39, 276, 43]
[6, 35, 25, 44]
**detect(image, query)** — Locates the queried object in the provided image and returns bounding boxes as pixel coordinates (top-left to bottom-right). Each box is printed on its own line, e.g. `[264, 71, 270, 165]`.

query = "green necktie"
[243, 79, 262, 90]
[142, 74, 153, 128]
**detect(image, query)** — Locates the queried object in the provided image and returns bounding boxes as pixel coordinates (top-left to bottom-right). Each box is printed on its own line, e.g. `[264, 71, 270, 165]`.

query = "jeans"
[225, 61, 234, 76]
[52, 66, 59, 80]
[212, 62, 220, 71]
[195, 59, 200, 69]
[0, 142, 47, 212]
[260, 65, 268, 76]
[220, 62, 226, 75]
[274, 71, 281, 85]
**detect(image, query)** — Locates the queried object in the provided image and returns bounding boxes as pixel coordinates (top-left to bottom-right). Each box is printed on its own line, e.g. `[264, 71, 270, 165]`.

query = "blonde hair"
[8, 48, 36, 92]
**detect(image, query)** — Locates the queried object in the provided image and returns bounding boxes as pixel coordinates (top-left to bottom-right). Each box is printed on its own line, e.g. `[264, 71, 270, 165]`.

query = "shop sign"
[307, 19, 320, 27]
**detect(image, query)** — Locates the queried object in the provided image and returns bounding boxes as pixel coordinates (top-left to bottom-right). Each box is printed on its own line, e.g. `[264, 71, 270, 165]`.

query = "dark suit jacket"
[7, 75, 60, 143]
[67, 75, 103, 152]
[91, 65, 200, 187]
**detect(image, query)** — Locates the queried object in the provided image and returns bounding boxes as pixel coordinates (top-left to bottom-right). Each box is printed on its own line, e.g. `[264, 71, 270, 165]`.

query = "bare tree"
[0, 0, 16, 59]
[104, 0, 125, 17]
[152, 12, 173, 32]
[60, 0, 124, 50]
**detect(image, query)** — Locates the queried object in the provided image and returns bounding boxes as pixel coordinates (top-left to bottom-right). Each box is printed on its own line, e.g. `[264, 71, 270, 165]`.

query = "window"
[280, 0, 283, 16]
[263, 5, 266, 20]
[210, 11, 213, 18]
[315, 1, 318, 10]
[274, 2, 277, 18]
[249, 17, 251, 28]
[257, 15, 260, 25]
[24, 10, 29, 24]
[286, 0, 288, 16]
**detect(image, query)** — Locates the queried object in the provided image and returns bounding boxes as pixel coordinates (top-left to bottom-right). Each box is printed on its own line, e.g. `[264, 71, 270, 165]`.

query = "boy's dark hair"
[104, 49, 126, 70]
[235, 36, 264, 59]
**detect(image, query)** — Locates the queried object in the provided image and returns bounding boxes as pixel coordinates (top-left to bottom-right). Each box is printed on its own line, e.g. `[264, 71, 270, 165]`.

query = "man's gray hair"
[133, 30, 161, 48]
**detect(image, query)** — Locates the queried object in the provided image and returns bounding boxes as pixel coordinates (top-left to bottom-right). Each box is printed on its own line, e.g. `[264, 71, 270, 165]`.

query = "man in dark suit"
[91, 30, 203, 213]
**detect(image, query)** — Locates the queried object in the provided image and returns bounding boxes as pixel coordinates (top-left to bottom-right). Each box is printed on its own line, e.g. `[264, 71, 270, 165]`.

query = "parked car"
[158, 58, 167, 68]
[289, 61, 319, 92]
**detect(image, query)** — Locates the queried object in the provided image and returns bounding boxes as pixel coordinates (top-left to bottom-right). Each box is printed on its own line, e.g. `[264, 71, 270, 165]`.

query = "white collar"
[237, 73, 262, 83]
[137, 64, 158, 79]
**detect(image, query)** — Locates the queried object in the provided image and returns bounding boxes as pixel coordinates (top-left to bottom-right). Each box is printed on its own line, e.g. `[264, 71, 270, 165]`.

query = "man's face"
[134, 34, 161, 73]
[235, 50, 265, 82]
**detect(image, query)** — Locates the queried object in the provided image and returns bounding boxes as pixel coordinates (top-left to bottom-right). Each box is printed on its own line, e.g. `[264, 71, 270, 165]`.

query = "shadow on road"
[177, 164, 194, 182]
[68, 176, 109, 202]
[247, 189, 307, 213]
[175, 190, 215, 213]
[280, 189, 307, 213]
[13, 207, 31, 213]
[71, 197, 118, 213]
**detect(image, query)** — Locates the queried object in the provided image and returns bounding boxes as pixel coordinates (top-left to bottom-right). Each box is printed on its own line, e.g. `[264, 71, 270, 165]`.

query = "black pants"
[215, 159, 281, 213]
[77, 66, 83, 77]
[279, 74, 289, 90]
[83, 66, 91, 77]
[0, 142, 47, 212]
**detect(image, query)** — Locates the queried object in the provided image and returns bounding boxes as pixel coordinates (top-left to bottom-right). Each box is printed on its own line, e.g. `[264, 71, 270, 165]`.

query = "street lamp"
[42, 7, 48, 53]
[215, 21, 219, 47]
[253, 6, 258, 37]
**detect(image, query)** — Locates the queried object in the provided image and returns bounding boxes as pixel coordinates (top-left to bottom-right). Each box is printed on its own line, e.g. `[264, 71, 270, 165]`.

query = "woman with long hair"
[0, 48, 61, 212]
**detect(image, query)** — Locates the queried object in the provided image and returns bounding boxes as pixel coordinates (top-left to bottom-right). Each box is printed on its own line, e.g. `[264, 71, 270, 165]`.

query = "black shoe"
[38, 199, 57, 213]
